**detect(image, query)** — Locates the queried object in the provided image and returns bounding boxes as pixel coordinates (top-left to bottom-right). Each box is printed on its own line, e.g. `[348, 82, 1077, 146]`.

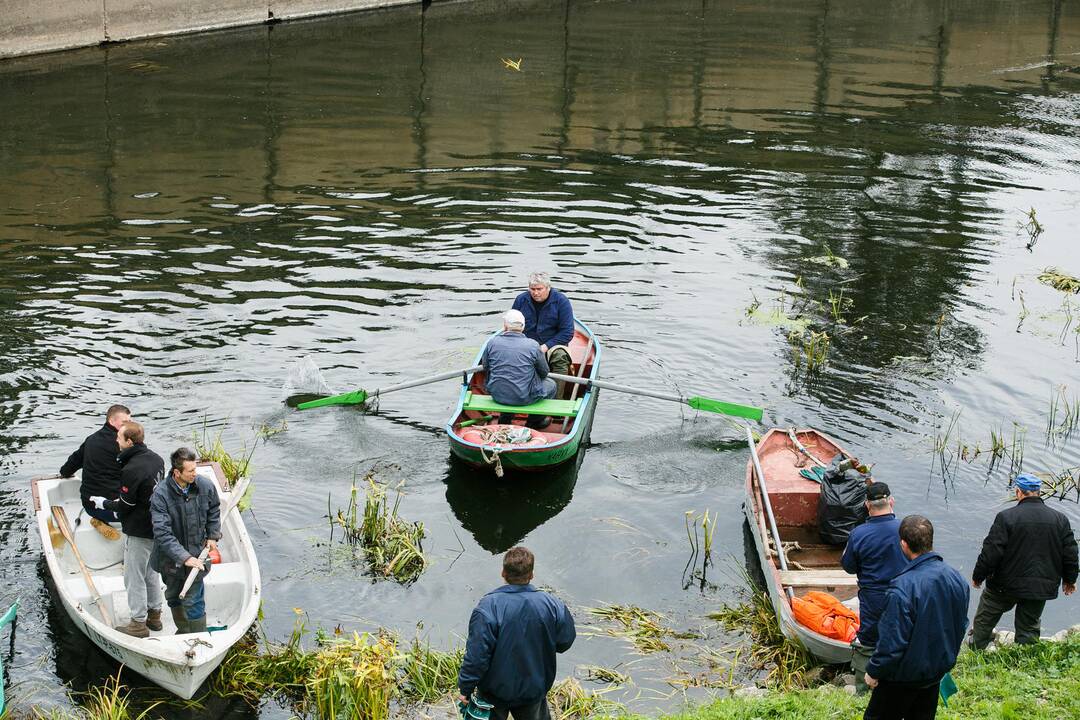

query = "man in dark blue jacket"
[459, 546, 576, 720]
[511, 272, 575, 397]
[865, 515, 969, 720]
[841, 482, 908, 694]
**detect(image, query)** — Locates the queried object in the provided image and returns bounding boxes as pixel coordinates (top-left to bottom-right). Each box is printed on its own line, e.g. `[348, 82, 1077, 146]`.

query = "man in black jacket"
[971, 474, 1078, 649]
[104, 421, 166, 638]
[60, 404, 130, 539]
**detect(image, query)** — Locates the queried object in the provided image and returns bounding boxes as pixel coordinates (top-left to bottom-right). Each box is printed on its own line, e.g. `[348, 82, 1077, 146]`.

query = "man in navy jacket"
[864, 515, 969, 720]
[841, 482, 908, 694]
[511, 272, 575, 396]
[459, 547, 576, 720]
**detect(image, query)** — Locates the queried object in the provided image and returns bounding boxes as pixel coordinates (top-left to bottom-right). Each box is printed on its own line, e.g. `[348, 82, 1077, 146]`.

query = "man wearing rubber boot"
[60, 404, 131, 540]
[150, 447, 221, 634]
[970, 473, 1078, 649]
[484, 309, 557, 430]
[841, 482, 907, 694]
[459, 547, 576, 720]
[511, 272, 575, 398]
[105, 421, 166, 638]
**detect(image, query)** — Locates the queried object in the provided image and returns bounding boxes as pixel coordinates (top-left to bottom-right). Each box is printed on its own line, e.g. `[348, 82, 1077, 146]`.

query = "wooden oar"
[50, 506, 113, 626]
[560, 335, 594, 433]
[547, 373, 764, 421]
[297, 365, 484, 410]
[179, 473, 252, 600]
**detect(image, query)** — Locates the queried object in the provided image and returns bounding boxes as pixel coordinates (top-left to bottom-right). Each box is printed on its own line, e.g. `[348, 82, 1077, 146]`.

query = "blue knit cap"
[1014, 474, 1041, 492]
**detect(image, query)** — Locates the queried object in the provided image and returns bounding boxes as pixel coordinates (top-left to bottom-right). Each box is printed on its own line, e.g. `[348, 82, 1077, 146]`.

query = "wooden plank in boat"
[779, 569, 859, 587]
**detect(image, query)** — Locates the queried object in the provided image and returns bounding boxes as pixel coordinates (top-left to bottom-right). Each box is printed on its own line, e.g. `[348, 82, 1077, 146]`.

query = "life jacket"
[791, 591, 860, 642]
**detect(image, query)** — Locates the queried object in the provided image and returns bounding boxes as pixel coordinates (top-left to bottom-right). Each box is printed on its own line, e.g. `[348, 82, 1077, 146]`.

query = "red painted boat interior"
[451, 328, 596, 438]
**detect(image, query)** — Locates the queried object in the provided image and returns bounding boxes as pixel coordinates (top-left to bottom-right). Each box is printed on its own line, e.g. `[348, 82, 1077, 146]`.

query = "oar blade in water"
[687, 396, 763, 421]
[296, 389, 368, 410]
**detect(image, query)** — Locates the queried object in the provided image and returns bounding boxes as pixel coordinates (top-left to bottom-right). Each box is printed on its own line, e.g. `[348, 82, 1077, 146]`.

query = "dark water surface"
[2, 0, 1080, 715]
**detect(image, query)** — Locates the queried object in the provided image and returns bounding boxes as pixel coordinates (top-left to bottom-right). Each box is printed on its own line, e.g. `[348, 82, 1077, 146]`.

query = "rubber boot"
[146, 608, 163, 632]
[188, 615, 207, 634]
[171, 606, 190, 634]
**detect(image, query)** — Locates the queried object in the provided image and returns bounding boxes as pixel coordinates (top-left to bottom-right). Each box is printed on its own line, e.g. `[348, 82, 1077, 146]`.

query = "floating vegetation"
[1008, 423, 1027, 477]
[194, 421, 256, 488]
[1039, 267, 1080, 294]
[708, 587, 813, 689]
[501, 57, 523, 71]
[547, 678, 620, 720]
[256, 418, 288, 440]
[787, 330, 830, 372]
[743, 290, 812, 332]
[988, 424, 1007, 469]
[578, 665, 629, 686]
[1018, 207, 1044, 250]
[806, 244, 849, 270]
[826, 289, 852, 325]
[682, 510, 717, 591]
[333, 474, 427, 584]
[1041, 467, 1080, 503]
[1016, 289, 1029, 332]
[586, 605, 671, 653]
[1046, 385, 1080, 446]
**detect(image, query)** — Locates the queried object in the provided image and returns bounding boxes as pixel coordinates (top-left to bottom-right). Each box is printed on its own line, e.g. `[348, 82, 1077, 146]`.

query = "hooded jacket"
[972, 496, 1078, 600]
[60, 422, 123, 501]
[104, 444, 165, 539]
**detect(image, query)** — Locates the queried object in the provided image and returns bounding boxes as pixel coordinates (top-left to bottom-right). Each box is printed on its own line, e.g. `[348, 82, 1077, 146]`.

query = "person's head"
[118, 420, 144, 451]
[502, 545, 535, 585]
[527, 272, 551, 303]
[503, 308, 526, 333]
[865, 481, 894, 516]
[1013, 473, 1041, 500]
[106, 404, 132, 431]
[898, 515, 934, 560]
[170, 447, 198, 486]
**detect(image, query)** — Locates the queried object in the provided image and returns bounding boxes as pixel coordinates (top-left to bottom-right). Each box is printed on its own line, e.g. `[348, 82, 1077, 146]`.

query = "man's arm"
[1060, 517, 1078, 591]
[60, 443, 85, 478]
[458, 607, 496, 698]
[555, 602, 576, 653]
[866, 587, 913, 681]
[103, 468, 138, 515]
[534, 345, 550, 378]
[205, 483, 222, 542]
[972, 514, 1008, 586]
[840, 535, 859, 575]
[542, 294, 575, 348]
[150, 490, 191, 566]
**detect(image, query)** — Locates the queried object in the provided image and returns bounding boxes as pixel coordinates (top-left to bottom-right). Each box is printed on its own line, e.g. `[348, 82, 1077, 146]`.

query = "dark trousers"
[491, 699, 551, 720]
[970, 586, 1045, 649]
[864, 680, 939, 720]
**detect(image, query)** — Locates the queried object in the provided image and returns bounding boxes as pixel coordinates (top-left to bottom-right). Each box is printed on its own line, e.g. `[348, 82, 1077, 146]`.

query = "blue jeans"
[163, 566, 206, 620]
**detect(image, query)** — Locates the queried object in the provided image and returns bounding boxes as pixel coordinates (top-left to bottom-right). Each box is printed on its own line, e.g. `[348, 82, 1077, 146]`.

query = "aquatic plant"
[399, 636, 464, 703]
[578, 665, 629, 686]
[585, 605, 671, 653]
[806, 244, 849, 270]
[1016, 289, 1029, 332]
[547, 678, 621, 720]
[1045, 385, 1080, 446]
[1018, 207, 1044, 250]
[334, 475, 427, 584]
[826, 289, 851, 325]
[255, 418, 288, 440]
[683, 510, 718, 591]
[194, 421, 256, 488]
[1040, 467, 1080, 503]
[306, 632, 400, 720]
[1038, 268, 1080, 294]
[787, 330, 830, 372]
[1008, 423, 1027, 477]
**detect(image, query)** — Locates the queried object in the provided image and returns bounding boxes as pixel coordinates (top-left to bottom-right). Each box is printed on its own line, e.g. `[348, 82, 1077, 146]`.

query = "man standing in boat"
[512, 272, 574, 397]
[863, 516, 968, 720]
[459, 546, 576, 720]
[60, 404, 131, 540]
[841, 482, 907, 694]
[969, 473, 1078, 649]
[150, 447, 221, 634]
[103, 421, 167, 638]
[483, 309, 557, 430]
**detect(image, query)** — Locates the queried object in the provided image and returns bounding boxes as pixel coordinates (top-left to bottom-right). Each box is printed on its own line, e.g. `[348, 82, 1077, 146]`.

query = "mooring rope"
[474, 426, 534, 478]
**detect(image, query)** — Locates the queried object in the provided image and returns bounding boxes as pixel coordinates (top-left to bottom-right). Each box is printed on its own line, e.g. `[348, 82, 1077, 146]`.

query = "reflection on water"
[1, 0, 1080, 714]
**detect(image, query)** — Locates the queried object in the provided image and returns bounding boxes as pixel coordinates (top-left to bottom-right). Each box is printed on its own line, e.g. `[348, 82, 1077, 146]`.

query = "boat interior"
[38, 463, 252, 636]
[451, 328, 597, 443]
[755, 430, 859, 603]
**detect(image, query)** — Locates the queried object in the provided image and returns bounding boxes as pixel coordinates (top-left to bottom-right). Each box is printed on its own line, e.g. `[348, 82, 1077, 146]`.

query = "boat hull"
[744, 428, 855, 664]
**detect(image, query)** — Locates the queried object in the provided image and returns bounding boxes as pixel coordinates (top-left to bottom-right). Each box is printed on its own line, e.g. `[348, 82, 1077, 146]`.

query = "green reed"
[334, 475, 427, 584]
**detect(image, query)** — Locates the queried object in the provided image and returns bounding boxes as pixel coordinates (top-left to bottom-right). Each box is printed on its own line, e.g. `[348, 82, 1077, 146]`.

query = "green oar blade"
[297, 389, 368, 410]
[688, 396, 763, 421]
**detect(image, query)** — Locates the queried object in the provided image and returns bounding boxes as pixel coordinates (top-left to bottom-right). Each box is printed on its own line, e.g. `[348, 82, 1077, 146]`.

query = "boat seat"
[462, 392, 582, 417]
[779, 570, 859, 588]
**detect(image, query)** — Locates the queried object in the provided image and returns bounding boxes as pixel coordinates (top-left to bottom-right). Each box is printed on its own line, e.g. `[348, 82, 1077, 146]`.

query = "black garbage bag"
[818, 454, 870, 544]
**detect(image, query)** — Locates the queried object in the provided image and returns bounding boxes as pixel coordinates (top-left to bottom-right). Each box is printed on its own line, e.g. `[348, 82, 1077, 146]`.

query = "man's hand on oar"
[546, 372, 763, 421]
[296, 365, 484, 410]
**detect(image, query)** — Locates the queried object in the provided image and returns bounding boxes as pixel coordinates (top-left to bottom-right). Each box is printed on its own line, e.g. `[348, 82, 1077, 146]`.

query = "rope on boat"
[474, 425, 531, 478]
[767, 537, 810, 571]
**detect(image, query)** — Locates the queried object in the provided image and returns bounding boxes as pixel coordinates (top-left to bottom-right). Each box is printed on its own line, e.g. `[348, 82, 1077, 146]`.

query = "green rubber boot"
[171, 606, 190, 634]
[187, 615, 207, 634]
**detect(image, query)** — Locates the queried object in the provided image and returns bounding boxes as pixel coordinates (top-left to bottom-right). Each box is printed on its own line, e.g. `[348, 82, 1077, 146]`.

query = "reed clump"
[585, 605, 671, 653]
[579, 665, 629, 685]
[709, 588, 814, 689]
[334, 475, 427, 584]
[788, 330, 830, 372]
[1039, 267, 1080, 294]
[399, 637, 464, 703]
[547, 678, 621, 720]
[194, 424, 256, 488]
[306, 632, 400, 720]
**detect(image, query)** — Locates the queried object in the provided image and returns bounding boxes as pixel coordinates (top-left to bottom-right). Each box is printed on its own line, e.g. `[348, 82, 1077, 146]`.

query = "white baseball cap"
[503, 309, 526, 326]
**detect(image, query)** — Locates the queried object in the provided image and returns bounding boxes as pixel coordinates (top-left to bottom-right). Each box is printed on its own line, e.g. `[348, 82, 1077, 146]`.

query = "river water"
[1, 0, 1079, 715]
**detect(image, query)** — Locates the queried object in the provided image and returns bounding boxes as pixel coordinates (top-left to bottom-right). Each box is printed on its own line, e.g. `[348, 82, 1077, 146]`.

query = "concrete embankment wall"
[0, 0, 418, 59]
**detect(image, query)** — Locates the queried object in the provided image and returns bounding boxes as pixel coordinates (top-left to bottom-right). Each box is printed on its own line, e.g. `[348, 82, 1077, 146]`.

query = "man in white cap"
[481, 309, 556, 429]
[970, 473, 1078, 649]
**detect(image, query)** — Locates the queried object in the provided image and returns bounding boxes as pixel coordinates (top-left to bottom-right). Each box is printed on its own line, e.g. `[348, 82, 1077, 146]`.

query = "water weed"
[547, 678, 621, 720]
[399, 636, 463, 703]
[194, 421, 256, 488]
[334, 474, 427, 584]
[585, 605, 671, 654]
[1038, 267, 1080, 294]
[683, 510, 718, 591]
[578, 665, 629, 686]
[306, 632, 400, 720]
[1018, 207, 1044, 250]
[708, 587, 813, 689]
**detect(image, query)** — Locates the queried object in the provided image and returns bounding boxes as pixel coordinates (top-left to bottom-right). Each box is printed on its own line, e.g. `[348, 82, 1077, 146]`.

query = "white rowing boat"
[32, 462, 260, 699]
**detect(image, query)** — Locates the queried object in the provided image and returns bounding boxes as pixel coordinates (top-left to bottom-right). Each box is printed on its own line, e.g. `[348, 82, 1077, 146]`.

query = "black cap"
[866, 482, 891, 501]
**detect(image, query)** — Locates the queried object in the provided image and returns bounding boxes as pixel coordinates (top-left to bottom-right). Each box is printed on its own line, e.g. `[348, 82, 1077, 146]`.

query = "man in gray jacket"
[483, 309, 557, 429]
[150, 447, 221, 634]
